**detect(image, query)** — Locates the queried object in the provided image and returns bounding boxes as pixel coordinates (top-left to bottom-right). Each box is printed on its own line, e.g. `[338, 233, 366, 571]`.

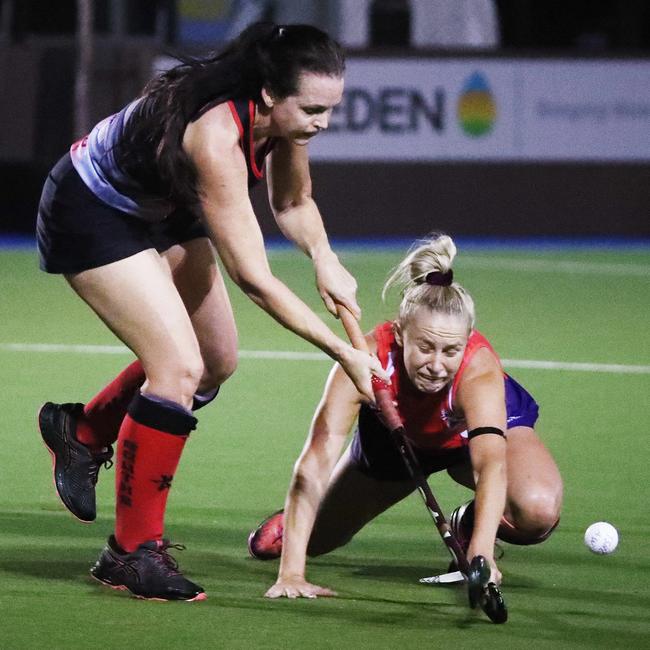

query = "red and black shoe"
[449, 500, 474, 555]
[38, 402, 113, 522]
[90, 535, 207, 601]
[247, 510, 284, 560]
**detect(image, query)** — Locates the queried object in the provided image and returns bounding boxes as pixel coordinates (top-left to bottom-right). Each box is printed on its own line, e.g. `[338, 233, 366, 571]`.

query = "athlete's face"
[395, 308, 469, 394]
[266, 72, 344, 144]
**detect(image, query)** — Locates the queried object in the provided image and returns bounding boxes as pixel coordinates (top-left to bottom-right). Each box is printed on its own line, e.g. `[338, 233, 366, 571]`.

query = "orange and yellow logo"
[457, 72, 496, 137]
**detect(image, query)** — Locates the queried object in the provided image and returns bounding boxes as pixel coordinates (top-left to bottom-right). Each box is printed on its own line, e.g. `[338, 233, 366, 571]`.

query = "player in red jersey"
[249, 233, 563, 598]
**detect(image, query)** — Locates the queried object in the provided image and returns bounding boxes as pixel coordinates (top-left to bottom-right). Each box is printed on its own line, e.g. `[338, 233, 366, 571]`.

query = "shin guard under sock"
[192, 386, 220, 411]
[115, 393, 197, 552]
[75, 361, 146, 451]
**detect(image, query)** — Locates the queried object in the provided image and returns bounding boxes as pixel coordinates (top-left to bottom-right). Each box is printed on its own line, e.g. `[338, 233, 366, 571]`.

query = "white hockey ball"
[584, 522, 619, 554]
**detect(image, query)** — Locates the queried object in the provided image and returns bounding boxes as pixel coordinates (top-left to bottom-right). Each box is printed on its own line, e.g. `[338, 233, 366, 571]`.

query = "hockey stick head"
[467, 555, 508, 624]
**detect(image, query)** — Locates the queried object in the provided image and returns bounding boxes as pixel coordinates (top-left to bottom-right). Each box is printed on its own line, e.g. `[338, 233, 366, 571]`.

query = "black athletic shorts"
[36, 153, 208, 274]
[350, 406, 470, 482]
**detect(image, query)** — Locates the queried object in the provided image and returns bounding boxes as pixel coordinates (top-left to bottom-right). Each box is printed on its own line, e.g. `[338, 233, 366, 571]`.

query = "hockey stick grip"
[337, 305, 404, 431]
[337, 305, 369, 353]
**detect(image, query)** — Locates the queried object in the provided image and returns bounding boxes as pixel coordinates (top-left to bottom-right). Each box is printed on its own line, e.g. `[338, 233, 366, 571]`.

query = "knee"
[179, 358, 205, 398]
[505, 490, 562, 541]
[146, 355, 205, 405]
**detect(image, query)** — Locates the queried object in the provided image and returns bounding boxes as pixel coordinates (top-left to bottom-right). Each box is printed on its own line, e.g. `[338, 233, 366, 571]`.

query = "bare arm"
[456, 348, 507, 580]
[183, 107, 386, 401]
[267, 139, 360, 319]
[266, 333, 376, 598]
[266, 361, 363, 598]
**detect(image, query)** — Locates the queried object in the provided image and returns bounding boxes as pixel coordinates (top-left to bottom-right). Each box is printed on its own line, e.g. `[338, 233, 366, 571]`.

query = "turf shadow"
[0, 552, 93, 584]
[0, 508, 103, 540]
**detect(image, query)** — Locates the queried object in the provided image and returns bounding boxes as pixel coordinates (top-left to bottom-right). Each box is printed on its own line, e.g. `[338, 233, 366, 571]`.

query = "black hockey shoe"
[90, 536, 207, 601]
[38, 402, 113, 522]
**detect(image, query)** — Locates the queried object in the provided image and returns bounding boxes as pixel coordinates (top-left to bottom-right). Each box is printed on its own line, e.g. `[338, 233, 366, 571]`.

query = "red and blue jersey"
[352, 322, 539, 479]
[372, 321, 502, 452]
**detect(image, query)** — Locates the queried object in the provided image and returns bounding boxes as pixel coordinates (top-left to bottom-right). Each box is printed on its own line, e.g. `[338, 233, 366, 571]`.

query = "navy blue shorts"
[36, 153, 208, 274]
[350, 374, 539, 481]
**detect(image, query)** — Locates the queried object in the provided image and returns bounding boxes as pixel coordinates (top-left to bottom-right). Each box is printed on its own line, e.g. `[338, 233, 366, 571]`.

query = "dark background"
[1, 0, 648, 239]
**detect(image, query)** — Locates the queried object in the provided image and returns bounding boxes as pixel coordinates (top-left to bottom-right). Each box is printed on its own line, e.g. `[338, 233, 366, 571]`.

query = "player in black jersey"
[37, 23, 388, 601]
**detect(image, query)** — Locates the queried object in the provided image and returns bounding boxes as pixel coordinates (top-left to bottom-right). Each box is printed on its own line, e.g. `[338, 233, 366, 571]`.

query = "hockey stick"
[337, 306, 507, 624]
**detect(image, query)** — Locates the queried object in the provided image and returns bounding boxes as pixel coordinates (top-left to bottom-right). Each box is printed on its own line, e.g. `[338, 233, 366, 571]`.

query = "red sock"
[115, 394, 197, 552]
[75, 361, 145, 451]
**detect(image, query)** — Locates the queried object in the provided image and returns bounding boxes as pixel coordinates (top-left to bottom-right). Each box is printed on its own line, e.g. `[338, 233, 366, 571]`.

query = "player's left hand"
[313, 251, 360, 319]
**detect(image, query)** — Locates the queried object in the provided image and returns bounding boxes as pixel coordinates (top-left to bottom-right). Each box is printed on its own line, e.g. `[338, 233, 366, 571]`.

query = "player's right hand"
[265, 576, 337, 599]
[338, 346, 390, 404]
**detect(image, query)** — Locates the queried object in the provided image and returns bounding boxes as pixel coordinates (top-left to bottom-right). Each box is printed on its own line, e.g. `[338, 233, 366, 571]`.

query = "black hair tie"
[424, 270, 453, 286]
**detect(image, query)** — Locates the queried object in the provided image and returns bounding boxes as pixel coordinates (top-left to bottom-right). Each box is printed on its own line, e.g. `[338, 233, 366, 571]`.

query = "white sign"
[308, 59, 650, 162]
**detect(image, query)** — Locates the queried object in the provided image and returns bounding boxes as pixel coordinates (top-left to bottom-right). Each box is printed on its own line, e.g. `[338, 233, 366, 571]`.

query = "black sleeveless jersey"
[72, 92, 277, 221]
[192, 97, 277, 190]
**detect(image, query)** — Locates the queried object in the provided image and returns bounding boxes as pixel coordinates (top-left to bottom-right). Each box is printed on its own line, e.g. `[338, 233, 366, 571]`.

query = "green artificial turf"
[1, 246, 649, 649]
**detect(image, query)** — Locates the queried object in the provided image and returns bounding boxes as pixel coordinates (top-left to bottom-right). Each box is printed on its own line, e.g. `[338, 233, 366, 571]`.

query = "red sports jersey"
[373, 321, 502, 452]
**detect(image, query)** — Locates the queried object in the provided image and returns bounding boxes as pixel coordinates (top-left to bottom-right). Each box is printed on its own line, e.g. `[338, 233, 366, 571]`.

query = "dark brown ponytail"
[117, 22, 345, 208]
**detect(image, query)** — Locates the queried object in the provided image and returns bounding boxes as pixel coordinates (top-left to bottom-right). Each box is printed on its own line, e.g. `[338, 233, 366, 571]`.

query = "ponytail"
[117, 22, 345, 207]
[383, 233, 475, 331]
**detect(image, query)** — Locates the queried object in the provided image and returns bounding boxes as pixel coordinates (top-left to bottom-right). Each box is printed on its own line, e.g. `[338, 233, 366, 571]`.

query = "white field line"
[458, 257, 650, 277]
[1, 342, 649, 374]
[500, 358, 650, 374]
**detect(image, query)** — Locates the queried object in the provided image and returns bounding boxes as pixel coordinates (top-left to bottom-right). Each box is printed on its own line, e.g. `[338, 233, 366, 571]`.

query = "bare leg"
[308, 446, 416, 556]
[73, 238, 233, 450]
[500, 426, 562, 542]
[65, 249, 205, 554]
[161, 238, 238, 392]
[66, 249, 203, 407]
[447, 427, 563, 543]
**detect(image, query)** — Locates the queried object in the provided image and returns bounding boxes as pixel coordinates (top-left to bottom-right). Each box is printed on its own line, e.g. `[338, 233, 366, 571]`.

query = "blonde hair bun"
[383, 233, 475, 331]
